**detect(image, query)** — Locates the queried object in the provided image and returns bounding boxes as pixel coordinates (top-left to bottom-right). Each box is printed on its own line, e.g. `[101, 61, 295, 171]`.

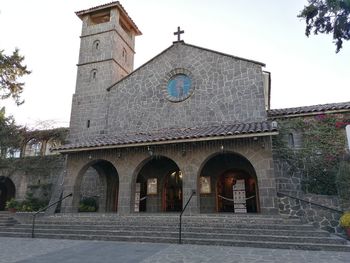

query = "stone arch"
[132, 155, 183, 213]
[24, 138, 42, 157]
[90, 69, 98, 81]
[73, 159, 119, 213]
[0, 176, 16, 211]
[44, 138, 61, 155]
[197, 151, 260, 213]
[92, 40, 100, 52]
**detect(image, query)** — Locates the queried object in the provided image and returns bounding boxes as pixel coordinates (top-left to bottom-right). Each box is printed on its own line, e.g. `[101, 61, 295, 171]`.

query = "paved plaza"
[0, 237, 349, 263]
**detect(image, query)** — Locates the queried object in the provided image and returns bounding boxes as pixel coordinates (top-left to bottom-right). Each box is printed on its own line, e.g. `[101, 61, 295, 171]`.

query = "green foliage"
[5, 198, 20, 210]
[0, 155, 65, 176]
[18, 193, 49, 212]
[340, 211, 350, 228]
[79, 197, 98, 212]
[273, 113, 348, 195]
[298, 0, 350, 53]
[0, 108, 23, 158]
[0, 49, 31, 105]
[336, 160, 350, 201]
[5, 193, 48, 212]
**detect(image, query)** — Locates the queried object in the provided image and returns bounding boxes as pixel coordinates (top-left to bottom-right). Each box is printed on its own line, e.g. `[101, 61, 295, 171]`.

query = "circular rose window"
[166, 74, 192, 102]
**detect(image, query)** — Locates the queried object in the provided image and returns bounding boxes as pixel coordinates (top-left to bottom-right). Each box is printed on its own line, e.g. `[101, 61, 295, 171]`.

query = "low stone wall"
[13, 212, 46, 224]
[0, 155, 65, 202]
[278, 193, 346, 236]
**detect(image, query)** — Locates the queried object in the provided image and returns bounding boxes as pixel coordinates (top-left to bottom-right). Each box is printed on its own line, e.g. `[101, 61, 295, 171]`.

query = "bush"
[79, 197, 98, 212]
[340, 211, 350, 228]
[18, 193, 48, 212]
[6, 193, 49, 212]
[5, 198, 20, 210]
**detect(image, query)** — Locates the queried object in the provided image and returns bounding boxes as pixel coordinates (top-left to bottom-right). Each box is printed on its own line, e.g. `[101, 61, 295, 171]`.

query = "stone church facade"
[52, 1, 349, 220]
[57, 2, 277, 215]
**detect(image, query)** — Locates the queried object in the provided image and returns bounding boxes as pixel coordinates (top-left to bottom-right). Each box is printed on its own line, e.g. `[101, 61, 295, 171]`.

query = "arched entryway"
[0, 177, 16, 211]
[198, 152, 259, 213]
[73, 160, 119, 213]
[134, 156, 183, 213]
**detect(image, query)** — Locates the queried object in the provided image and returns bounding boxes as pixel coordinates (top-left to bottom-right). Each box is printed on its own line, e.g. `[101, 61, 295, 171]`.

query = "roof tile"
[268, 101, 350, 118]
[56, 121, 277, 152]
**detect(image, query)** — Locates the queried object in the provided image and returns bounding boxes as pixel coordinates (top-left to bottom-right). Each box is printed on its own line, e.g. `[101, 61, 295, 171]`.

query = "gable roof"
[268, 101, 350, 118]
[107, 41, 265, 92]
[56, 121, 277, 153]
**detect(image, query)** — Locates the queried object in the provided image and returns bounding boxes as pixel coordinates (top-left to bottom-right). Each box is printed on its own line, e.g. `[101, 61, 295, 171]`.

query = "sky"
[1, 0, 349, 128]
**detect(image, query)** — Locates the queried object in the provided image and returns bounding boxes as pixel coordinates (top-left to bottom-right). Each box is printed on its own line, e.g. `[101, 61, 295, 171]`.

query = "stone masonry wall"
[279, 194, 345, 235]
[69, 6, 136, 141]
[107, 42, 267, 135]
[0, 156, 65, 202]
[61, 136, 277, 215]
[274, 155, 347, 236]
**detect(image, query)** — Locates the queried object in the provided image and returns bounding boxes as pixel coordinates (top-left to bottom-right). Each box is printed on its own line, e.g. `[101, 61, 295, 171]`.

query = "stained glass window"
[167, 74, 192, 99]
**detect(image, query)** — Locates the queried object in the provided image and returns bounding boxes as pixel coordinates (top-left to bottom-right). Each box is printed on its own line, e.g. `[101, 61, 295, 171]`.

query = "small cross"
[174, 26, 184, 42]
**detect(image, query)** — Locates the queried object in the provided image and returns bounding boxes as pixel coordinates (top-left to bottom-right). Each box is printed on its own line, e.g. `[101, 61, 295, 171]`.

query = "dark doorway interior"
[199, 152, 259, 213]
[163, 170, 183, 212]
[0, 177, 16, 211]
[136, 156, 183, 213]
[217, 170, 257, 213]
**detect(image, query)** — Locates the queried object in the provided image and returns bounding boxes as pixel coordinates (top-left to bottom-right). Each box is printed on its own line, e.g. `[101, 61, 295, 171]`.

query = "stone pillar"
[60, 155, 81, 213]
[61, 185, 75, 213]
[116, 162, 134, 215]
[177, 158, 199, 215]
[254, 138, 278, 214]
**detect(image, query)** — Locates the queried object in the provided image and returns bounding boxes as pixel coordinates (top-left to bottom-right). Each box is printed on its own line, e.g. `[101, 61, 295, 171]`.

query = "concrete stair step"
[0, 231, 349, 252]
[0, 213, 19, 227]
[1, 227, 343, 245]
[2, 213, 348, 251]
[0, 217, 17, 223]
[7, 223, 329, 237]
[39, 214, 301, 224]
[31, 215, 303, 224]
[182, 238, 350, 252]
[30, 220, 314, 231]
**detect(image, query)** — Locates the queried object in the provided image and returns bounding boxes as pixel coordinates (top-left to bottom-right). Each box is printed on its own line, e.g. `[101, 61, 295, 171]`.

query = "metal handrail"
[32, 193, 73, 238]
[179, 190, 196, 244]
[277, 192, 343, 214]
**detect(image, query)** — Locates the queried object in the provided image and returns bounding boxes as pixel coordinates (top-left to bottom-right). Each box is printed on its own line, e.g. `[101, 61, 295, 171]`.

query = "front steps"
[0, 213, 349, 251]
[0, 211, 19, 227]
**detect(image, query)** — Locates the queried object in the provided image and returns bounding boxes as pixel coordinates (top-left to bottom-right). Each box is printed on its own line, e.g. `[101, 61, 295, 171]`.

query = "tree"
[298, 0, 350, 53]
[0, 107, 23, 158]
[0, 49, 31, 105]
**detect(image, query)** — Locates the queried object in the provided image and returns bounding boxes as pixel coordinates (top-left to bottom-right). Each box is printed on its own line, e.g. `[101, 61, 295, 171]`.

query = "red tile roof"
[57, 121, 277, 152]
[268, 101, 350, 118]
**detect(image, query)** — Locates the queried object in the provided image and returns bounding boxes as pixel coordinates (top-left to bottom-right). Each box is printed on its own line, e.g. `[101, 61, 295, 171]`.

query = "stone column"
[177, 157, 199, 215]
[116, 160, 134, 215]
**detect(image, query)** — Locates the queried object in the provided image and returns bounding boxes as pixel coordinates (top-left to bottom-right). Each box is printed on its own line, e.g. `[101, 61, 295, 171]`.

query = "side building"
[0, 128, 68, 211]
[269, 102, 350, 234]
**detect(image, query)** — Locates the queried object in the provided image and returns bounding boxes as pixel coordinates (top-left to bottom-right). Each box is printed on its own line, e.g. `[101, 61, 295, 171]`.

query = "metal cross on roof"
[174, 26, 184, 42]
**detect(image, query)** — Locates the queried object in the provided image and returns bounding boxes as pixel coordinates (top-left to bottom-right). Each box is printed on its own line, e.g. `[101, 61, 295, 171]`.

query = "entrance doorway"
[217, 169, 257, 213]
[198, 152, 259, 213]
[135, 156, 183, 213]
[163, 171, 183, 212]
[0, 177, 16, 211]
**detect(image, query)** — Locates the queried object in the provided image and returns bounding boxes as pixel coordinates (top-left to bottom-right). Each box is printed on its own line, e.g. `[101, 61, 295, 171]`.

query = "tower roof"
[75, 1, 142, 35]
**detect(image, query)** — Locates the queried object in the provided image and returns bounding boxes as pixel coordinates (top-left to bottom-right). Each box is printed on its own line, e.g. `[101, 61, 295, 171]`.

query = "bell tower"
[69, 2, 141, 141]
